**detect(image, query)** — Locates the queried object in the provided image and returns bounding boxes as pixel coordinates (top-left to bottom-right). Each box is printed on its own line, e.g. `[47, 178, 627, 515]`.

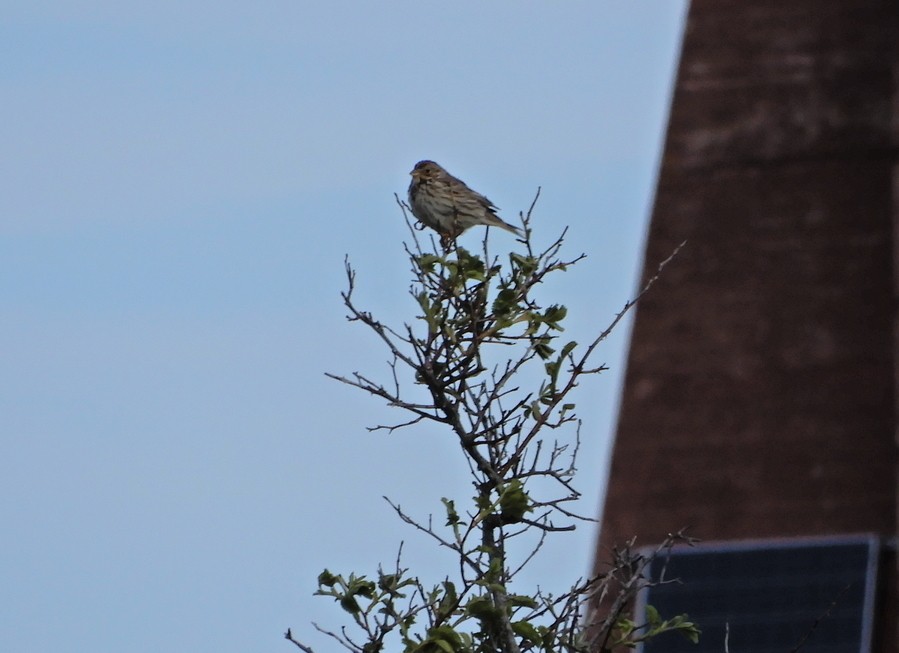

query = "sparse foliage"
[286, 194, 694, 653]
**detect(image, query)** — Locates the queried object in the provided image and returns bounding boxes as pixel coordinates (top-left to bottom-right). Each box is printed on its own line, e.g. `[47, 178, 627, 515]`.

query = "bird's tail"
[489, 215, 523, 236]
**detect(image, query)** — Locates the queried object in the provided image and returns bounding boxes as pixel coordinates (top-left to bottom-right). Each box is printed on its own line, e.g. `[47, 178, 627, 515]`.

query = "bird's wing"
[448, 179, 499, 212]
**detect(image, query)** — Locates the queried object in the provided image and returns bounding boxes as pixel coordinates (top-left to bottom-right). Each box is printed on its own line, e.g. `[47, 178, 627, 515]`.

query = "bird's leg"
[440, 230, 461, 252]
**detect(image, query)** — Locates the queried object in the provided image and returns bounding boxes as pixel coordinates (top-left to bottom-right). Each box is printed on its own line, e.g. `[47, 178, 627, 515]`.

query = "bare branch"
[284, 629, 317, 653]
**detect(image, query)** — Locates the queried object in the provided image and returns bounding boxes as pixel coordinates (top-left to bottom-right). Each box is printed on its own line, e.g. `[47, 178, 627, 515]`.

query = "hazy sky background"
[2, 2, 687, 651]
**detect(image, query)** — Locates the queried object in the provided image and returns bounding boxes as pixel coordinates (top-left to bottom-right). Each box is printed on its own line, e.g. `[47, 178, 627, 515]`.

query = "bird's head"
[410, 160, 444, 181]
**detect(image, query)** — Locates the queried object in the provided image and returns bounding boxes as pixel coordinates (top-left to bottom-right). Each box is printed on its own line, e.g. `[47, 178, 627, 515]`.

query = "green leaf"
[499, 480, 532, 523]
[532, 340, 554, 360]
[509, 252, 538, 277]
[351, 579, 377, 599]
[616, 617, 635, 637]
[420, 626, 465, 653]
[340, 595, 361, 614]
[437, 580, 458, 618]
[544, 359, 561, 384]
[475, 492, 492, 512]
[506, 594, 538, 609]
[416, 254, 442, 272]
[492, 288, 519, 321]
[416, 291, 441, 334]
[363, 641, 383, 653]
[668, 616, 701, 643]
[317, 569, 339, 587]
[483, 558, 503, 583]
[511, 621, 541, 644]
[377, 571, 413, 596]
[464, 595, 496, 618]
[456, 250, 486, 281]
[378, 573, 397, 592]
[441, 498, 461, 526]
[543, 304, 567, 330]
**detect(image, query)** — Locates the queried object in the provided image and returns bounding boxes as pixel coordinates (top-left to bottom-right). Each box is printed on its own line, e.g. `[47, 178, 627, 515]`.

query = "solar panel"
[636, 535, 880, 653]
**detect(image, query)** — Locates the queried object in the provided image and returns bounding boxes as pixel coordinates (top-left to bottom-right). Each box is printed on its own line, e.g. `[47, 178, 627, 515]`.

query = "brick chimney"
[596, 1, 899, 650]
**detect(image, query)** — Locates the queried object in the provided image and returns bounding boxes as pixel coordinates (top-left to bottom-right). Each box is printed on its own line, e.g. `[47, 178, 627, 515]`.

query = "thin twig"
[284, 629, 317, 653]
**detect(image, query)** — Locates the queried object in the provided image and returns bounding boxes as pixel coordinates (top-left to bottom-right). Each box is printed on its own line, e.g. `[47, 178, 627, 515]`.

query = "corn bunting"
[407, 161, 521, 241]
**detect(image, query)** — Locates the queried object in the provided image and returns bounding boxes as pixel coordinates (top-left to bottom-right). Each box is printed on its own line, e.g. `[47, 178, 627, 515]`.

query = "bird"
[407, 160, 522, 242]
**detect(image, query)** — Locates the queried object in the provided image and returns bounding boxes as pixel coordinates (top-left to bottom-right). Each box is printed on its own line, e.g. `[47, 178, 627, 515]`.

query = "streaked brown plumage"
[407, 161, 521, 240]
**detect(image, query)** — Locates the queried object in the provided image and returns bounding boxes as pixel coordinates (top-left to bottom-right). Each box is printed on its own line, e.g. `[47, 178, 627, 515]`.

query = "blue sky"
[1, 2, 687, 651]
